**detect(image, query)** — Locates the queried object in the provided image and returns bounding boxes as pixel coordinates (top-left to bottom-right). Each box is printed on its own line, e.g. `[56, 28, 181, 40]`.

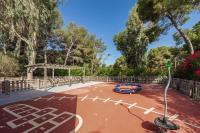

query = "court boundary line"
[31, 95, 200, 129]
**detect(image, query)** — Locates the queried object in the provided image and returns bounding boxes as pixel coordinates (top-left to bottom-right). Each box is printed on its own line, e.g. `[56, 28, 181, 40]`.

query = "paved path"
[0, 81, 103, 105]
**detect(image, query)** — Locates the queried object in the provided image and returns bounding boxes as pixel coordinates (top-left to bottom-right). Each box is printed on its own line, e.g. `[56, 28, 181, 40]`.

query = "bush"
[0, 53, 20, 77]
[174, 51, 200, 80]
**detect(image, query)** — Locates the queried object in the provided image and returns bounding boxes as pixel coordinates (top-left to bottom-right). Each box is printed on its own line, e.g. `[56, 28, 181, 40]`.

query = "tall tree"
[60, 23, 87, 66]
[0, 0, 62, 79]
[137, 0, 200, 54]
[58, 22, 106, 71]
[113, 6, 148, 68]
[88, 35, 106, 74]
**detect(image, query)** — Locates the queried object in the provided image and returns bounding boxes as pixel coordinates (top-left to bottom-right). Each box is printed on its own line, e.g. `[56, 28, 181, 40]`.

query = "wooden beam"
[26, 64, 83, 70]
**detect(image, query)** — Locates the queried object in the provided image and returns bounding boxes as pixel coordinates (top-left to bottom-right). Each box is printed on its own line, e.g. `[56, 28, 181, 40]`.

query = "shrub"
[175, 51, 200, 80]
[0, 53, 20, 77]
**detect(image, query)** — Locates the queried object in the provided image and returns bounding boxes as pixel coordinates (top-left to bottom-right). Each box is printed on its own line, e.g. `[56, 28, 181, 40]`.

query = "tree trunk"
[91, 46, 95, 75]
[64, 38, 74, 66]
[27, 31, 37, 80]
[27, 50, 36, 80]
[166, 12, 194, 54]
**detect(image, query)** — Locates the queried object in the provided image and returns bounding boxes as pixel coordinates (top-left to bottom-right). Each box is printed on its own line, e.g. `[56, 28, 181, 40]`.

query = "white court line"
[81, 95, 88, 101]
[103, 98, 111, 103]
[6, 104, 22, 109]
[128, 103, 137, 109]
[6, 107, 57, 128]
[151, 110, 163, 116]
[115, 100, 123, 105]
[28, 121, 39, 127]
[58, 96, 66, 101]
[176, 119, 200, 129]
[144, 107, 155, 115]
[69, 114, 83, 133]
[169, 114, 179, 121]
[47, 96, 55, 101]
[10, 106, 30, 112]
[70, 96, 76, 101]
[30, 95, 200, 129]
[92, 97, 98, 101]
[33, 97, 42, 101]
[18, 108, 34, 115]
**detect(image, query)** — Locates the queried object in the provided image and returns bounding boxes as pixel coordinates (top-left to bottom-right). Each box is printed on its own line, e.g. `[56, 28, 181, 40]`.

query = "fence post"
[2, 80, 10, 95]
[11, 81, 15, 92]
[194, 81, 198, 100]
[189, 80, 194, 98]
[37, 79, 40, 89]
[20, 80, 23, 91]
[24, 80, 27, 90]
[16, 81, 19, 91]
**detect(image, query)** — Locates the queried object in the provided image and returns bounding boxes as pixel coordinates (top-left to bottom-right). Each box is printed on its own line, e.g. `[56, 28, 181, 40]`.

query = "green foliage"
[0, 1, 105, 77]
[147, 46, 179, 75]
[55, 69, 83, 76]
[138, 0, 195, 23]
[57, 22, 106, 73]
[0, 0, 62, 65]
[96, 66, 114, 76]
[137, 0, 200, 54]
[0, 53, 20, 76]
[113, 56, 127, 69]
[113, 6, 148, 68]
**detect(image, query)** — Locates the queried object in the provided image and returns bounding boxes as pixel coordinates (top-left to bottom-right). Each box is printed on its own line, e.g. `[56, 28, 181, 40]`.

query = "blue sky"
[59, 0, 200, 65]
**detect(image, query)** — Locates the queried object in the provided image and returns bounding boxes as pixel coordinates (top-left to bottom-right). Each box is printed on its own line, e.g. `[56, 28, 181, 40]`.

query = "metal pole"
[83, 67, 85, 84]
[163, 67, 171, 122]
[44, 46, 47, 90]
[69, 68, 71, 86]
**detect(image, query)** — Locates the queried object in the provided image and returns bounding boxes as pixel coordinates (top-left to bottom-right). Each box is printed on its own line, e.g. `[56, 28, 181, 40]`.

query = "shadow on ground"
[138, 84, 200, 132]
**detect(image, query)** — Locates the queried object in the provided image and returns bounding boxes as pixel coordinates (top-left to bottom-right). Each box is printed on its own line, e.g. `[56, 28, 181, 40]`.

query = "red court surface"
[0, 83, 200, 133]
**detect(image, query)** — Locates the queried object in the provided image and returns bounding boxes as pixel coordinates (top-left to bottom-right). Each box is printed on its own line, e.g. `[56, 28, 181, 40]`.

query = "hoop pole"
[163, 67, 171, 121]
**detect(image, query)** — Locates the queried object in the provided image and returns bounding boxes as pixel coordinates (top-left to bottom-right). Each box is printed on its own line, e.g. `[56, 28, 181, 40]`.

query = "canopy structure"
[26, 63, 85, 80]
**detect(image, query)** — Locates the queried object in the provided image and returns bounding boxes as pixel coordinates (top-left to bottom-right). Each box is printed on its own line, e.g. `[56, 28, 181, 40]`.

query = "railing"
[0, 76, 84, 94]
[171, 78, 200, 100]
[84, 76, 167, 84]
[1, 76, 200, 101]
[0, 80, 33, 95]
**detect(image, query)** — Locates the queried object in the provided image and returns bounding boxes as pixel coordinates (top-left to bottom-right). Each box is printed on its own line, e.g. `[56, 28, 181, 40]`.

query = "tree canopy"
[113, 6, 148, 68]
[0, 1, 106, 77]
[137, 0, 200, 54]
[54, 22, 106, 75]
[0, 0, 63, 78]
